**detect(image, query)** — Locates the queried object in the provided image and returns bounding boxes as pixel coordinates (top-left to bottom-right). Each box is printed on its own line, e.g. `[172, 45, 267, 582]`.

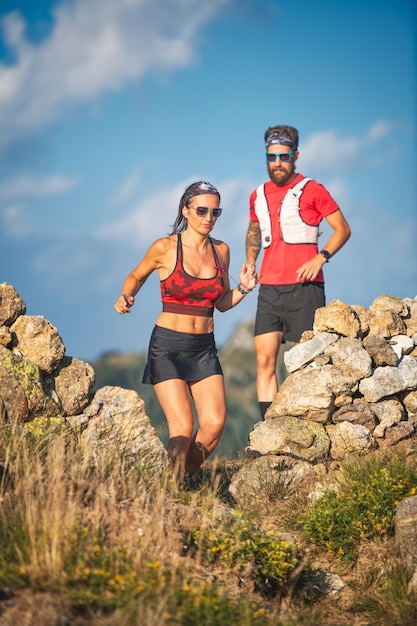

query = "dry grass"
[0, 419, 416, 625]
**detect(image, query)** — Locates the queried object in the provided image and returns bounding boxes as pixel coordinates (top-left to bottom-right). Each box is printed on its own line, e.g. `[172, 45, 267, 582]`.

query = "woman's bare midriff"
[155, 311, 215, 334]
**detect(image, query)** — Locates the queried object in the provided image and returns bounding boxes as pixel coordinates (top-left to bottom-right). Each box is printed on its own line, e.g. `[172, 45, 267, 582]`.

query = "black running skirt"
[142, 325, 223, 385]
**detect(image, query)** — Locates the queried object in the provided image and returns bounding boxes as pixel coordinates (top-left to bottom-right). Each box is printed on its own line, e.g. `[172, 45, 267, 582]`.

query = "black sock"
[259, 402, 271, 420]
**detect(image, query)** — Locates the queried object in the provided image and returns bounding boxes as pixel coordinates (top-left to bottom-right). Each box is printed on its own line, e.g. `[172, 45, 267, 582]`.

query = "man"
[246, 124, 351, 420]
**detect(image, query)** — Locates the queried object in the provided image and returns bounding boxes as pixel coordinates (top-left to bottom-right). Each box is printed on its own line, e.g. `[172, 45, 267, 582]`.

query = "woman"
[114, 181, 257, 485]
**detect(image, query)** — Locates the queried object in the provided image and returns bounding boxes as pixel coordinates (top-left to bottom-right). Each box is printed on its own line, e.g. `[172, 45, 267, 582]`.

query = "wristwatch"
[237, 284, 249, 296]
[320, 249, 331, 262]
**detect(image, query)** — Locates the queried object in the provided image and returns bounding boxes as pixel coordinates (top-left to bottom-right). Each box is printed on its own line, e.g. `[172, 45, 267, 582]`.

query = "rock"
[10, 315, 65, 374]
[267, 365, 357, 423]
[350, 304, 371, 336]
[0, 282, 26, 326]
[366, 310, 406, 338]
[324, 337, 373, 379]
[378, 422, 415, 448]
[300, 329, 315, 343]
[284, 332, 338, 373]
[389, 334, 415, 358]
[326, 421, 376, 459]
[369, 294, 409, 317]
[43, 356, 96, 416]
[394, 495, 417, 591]
[0, 325, 12, 348]
[0, 345, 61, 422]
[332, 400, 377, 431]
[229, 455, 317, 504]
[314, 354, 332, 366]
[371, 398, 405, 438]
[70, 385, 168, 474]
[249, 417, 330, 462]
[301, 571, 345, 597]
[403, 299, 417, 336]
[401, 390, 417, 416]
[359, 356, 417, 402]
[363, 335, 398, 366]
[313, 299, 361, 338]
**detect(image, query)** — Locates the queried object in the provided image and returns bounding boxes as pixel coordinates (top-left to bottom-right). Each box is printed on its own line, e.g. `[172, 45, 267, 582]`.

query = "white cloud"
[298, 120, 393, 173]
[96, 175, 254, 246]
[0, 174, 78, 200]
[0, 0, 229, 148]
[366, 120, 391, 142]
[299, 130, 360, 171]
[0, 174, 79, 239]
[96, 178, 188, 243]
[0, 203, 31, 237]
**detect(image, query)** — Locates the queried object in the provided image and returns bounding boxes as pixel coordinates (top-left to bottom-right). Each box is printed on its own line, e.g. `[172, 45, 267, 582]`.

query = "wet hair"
[170, 181, 221, 234]
[264, 125, 299, 150]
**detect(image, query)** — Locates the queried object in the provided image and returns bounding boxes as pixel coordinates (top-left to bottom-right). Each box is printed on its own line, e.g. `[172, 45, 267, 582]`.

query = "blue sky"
[1, 0, 416, 363]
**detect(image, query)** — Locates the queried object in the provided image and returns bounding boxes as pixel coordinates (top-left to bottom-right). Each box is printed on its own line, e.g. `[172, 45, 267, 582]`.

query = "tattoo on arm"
[246, 221, 261, 262]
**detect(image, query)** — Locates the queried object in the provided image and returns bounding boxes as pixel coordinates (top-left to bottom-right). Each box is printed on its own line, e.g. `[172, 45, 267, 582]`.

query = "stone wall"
[248, 295, 417, 460]
[0, 282, 167, 472]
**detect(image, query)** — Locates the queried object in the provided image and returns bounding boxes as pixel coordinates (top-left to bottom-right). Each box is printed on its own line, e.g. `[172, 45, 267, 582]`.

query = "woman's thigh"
[190, 375, 226, 433]
[153, 378, 194, 438]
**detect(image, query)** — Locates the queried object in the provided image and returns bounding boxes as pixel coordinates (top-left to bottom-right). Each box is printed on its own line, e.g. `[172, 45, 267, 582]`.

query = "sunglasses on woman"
[189, 206, 223, 218]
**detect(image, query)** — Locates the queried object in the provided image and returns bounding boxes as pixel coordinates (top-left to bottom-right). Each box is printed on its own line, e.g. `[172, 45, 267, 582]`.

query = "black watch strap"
[320, 249, 331, 262]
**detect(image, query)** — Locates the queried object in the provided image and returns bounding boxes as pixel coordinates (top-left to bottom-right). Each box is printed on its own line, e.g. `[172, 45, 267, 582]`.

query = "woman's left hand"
[239, 263, 258, 292]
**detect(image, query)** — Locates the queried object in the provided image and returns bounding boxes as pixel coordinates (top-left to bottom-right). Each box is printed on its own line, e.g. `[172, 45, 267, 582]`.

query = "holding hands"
[239, 261, 258, 293]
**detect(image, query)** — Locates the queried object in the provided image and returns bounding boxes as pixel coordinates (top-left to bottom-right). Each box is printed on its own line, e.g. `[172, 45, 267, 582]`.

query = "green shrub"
[300, 454, 417, 562]
[189, 512, 300, 595]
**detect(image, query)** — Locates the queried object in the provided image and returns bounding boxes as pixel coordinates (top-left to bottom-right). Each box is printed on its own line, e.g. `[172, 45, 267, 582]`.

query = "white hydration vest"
[254, 177, 319, 248]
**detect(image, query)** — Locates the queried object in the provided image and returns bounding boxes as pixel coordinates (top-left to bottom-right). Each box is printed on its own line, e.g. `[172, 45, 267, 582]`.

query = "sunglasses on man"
[265, 151, 295, 163]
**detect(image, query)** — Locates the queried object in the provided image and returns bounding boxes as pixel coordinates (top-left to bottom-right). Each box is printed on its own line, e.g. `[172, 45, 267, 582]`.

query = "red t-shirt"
[249, 174, 339, 285]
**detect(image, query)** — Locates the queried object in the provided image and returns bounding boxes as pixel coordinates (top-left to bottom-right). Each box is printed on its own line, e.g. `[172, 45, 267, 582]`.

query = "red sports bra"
[160, 234, 225, 317]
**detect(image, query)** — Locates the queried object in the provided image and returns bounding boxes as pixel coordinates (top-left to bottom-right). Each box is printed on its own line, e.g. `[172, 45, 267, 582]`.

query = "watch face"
[321, 250, 331, 260]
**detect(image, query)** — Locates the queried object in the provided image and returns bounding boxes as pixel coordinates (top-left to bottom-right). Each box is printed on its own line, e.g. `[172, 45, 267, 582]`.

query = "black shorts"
[142, 325, 223, 385]
[254, 283, 325, 342]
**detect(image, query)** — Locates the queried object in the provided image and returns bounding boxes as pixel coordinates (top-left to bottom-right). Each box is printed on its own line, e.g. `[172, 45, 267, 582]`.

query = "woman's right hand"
[114, 293, 135, 314]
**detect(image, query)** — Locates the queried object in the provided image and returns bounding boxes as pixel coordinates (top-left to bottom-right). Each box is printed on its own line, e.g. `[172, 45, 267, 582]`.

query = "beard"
[268, 163, 296, 186]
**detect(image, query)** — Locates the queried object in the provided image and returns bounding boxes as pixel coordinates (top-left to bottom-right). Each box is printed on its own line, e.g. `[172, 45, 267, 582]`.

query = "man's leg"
[254, 330, 284, 419]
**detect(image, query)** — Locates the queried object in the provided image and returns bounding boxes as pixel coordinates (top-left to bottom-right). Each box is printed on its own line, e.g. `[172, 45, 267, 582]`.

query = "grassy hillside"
[1, 421, 416, 625]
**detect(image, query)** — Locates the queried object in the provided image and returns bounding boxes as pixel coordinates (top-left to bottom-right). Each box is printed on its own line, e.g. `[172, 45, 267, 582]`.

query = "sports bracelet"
[237, 284, 249, 296]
